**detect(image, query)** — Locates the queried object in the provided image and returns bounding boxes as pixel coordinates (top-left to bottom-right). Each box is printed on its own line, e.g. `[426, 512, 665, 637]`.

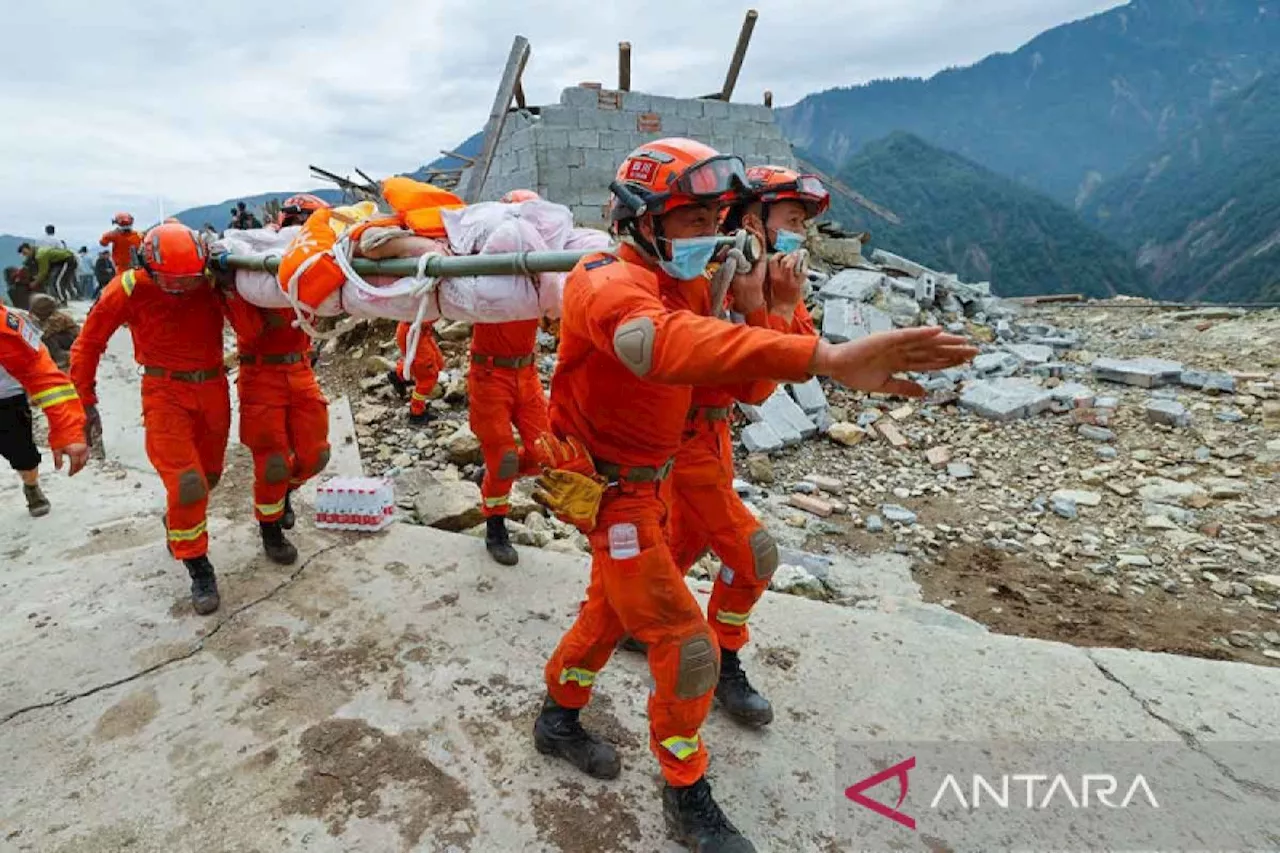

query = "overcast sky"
[1, 0, 1124, 245]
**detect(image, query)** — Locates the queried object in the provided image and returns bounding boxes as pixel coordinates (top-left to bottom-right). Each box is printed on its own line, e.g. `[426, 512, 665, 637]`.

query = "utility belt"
[141, 366, 225, 383]
[238, 352, 306, 366]
[595, 457, 675, 484]
[470, 352, 535, 369]
[686, 405, 732, 424]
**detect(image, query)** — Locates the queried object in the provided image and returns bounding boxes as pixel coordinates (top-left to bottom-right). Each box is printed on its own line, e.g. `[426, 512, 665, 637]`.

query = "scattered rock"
[789, 494, 834, 518]
[827, 422, 868, 448]
[769, 565, 825, 599]
[880, 504, 918, 526]
[1078, 425, 1115, 443]
[1052, 489, 1102, 508]
[443, 425, 483, 466]
[413, 477, 483, 532]
[745, 454, 775, 484]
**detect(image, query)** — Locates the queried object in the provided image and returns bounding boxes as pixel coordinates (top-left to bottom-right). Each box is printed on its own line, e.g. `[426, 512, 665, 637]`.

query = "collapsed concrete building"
[459, 86, 797, 226]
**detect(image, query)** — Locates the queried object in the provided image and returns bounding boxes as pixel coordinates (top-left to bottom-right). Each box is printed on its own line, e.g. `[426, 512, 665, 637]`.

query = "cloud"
[1, 0, 1123, 244]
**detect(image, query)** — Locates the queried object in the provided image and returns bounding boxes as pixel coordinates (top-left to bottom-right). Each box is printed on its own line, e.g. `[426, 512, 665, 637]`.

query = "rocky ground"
[311, 256, 1280, 670]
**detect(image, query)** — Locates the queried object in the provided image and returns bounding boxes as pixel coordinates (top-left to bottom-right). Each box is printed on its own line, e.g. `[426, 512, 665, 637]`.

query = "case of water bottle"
[314, 476, 396, 532]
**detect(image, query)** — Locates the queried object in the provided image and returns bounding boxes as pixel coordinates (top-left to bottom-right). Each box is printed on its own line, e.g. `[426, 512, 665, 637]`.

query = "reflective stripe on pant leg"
[545, 546, 626, 710]
[144, 377, 207, 560]
[471, 368, 519, 519]
[593, 495, 716, 787]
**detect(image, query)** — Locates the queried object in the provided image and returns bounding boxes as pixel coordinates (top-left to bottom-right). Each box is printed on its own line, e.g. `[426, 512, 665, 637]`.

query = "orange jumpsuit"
[665, 303, 815, 653]
[543, 245, 817, 787]
[394, 321, 444, 417]
[468, 320, 550, 518]
[71, 270, 230, 559]
[225, 297, 331, 522]
[0, 304, 86, 452]
[99, 230, 142, 276]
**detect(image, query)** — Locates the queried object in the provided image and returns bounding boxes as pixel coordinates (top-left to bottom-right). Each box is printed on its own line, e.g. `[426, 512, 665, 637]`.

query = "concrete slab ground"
[2, 317, 1278, 852]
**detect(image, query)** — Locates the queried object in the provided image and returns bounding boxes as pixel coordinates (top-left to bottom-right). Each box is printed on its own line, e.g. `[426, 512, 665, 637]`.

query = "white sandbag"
[565, 227, 612, 252]
[441, 200, 573, 256]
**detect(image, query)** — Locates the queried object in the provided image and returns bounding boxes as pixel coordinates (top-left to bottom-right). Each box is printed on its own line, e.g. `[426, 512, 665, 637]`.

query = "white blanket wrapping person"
[216, 200, 611, 324]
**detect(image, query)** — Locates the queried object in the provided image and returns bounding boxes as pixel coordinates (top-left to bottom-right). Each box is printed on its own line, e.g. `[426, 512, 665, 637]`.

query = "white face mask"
[657, 236, 719, 280]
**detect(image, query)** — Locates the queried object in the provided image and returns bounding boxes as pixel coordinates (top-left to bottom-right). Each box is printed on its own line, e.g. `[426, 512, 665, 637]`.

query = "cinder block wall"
[471, 86, 797, 228]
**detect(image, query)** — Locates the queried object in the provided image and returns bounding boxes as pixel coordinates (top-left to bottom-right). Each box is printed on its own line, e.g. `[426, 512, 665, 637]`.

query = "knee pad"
[310, 447, 331, 476]
[263, 453, 290, 484]
[749, 528, 779, 582]
[496, 449, 520, 480]
[675, 631, 719, 700]
[176, 469, 207, 506]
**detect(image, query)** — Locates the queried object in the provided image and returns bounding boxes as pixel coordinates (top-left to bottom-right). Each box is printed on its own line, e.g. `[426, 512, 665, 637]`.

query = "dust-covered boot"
[663, 777, 756, 853]
[184, 557, 221, 615]
[485, 516, 518, 566]
[260, 520, 299, 565]
[715, 649, 774, 727]
[386, 369, 411, 398]
[533, 695, 622, 780]
[23, 483, 50, 517]
[281, 490, 296, 530]
[407, 409, 432, 427]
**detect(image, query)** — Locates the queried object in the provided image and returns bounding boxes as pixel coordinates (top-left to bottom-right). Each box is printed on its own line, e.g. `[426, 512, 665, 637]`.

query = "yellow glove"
[533, 469, 606, 534]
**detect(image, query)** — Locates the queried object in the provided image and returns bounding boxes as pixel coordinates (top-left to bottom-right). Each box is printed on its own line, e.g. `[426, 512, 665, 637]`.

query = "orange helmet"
[138, 223, 209, 293]
[609, 138, 751, 227]
[501, 189, 541, 203]
[745, 166, 830, 217]
[280, 193, 330, 227]
[112, 212, 134, 227]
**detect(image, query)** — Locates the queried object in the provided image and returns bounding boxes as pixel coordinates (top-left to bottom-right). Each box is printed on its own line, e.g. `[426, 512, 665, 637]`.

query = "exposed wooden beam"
[439, 149, 476, 165]
[460, 35, 531, 203]
[763, 90, 773, 108]
[514, 80, 527, 109]
[720, 9, 759, 101]
[619, 42, 632, 92]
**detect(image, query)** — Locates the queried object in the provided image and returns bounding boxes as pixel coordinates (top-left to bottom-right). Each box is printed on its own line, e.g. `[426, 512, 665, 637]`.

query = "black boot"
[663, 777, 756, 852]
[533, 695, 622, 780]
[617, 635, 648, 654]
[386, 369, 411, 398]
[485, 516, 519, 566]
[408, 409, 432, 427]
[184, 557, 221, 615]
[715, 650, 774, 727]
[23, 483, 50, 517]
[260, 520, 299, 565]
[281, 490, 296, 530]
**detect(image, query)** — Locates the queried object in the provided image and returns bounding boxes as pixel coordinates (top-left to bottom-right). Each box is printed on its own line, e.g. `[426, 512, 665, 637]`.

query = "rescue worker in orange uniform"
[466, 187, 554, 566]
[72, 224, 232, 615]
[531, 139, 977, 852]
[645, 166, 828, 729]
[274, 193, 329, 230]
[223, 295, 330, 565]
[387, 321, 445, 426]
[1, 302, 89, 516]
[99, 213, 142, 276]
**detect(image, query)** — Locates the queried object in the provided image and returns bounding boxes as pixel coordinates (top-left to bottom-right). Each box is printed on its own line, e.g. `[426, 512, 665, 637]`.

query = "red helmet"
[112, 212, 134, 227]
[279, 193, 329, 227]
[501, 189, 541, 203]
[139, 223, 209, 293]
[745, 166, 830, 217]
[610, 138, 751, 226]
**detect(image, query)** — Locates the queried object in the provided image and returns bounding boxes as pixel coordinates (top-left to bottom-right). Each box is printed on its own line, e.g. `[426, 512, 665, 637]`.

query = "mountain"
[404, 131, 484, 183]
[172, 189, 345, 232]
[823, 133, 1147, 299]
[1084, 72, 1280, 302]
[779, 0, 1280, 205]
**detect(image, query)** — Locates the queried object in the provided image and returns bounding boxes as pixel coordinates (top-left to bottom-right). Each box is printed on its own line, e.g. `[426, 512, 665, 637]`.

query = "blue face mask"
[658, 236, 720, 280]
[772, 229, 804, 254]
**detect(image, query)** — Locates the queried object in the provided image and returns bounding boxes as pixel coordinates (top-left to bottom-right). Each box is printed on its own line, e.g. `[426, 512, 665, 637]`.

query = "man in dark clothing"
[5, 267, 32, 310]
[92, 251, 116, 301]
[19, 243, 77, 306]
[228, 201, 263, 231]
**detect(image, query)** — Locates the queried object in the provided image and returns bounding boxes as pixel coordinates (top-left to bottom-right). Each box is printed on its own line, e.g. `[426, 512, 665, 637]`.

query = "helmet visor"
[761, 174, 830, 214]
[155, 272, 206, 293]
[673, 155, 752, 200]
